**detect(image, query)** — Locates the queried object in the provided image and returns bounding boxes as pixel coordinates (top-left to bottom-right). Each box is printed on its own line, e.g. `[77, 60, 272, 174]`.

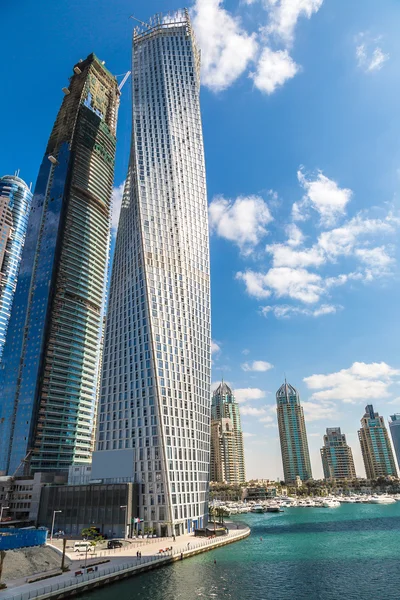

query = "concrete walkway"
[2, 522, 250, 600]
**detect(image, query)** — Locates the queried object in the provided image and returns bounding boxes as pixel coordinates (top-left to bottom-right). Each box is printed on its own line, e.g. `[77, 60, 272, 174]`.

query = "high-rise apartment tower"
[358, 405, 397, 479]
[0, 175, 32, 362]
[276, 381, 312, 483]
[210, 382, 246, 485]
[92, 11, 211, 537]
[0, 54, 119, 475]
[389, 414, 400, 470]
[320, 427, 356, 480]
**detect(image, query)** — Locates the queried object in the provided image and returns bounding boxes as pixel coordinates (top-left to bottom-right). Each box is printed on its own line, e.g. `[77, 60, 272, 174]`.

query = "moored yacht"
[322, 498, 341, 508]
[369, 495, 396, 504]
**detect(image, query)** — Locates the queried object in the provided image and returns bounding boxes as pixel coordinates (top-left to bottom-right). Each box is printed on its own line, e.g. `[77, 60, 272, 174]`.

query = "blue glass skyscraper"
[389, 414, 400, 470]
[276, 381, 312, 483]
[0, 54, 120, 476]
[358, 405, 397, 478]
[0, 175, 32, 361]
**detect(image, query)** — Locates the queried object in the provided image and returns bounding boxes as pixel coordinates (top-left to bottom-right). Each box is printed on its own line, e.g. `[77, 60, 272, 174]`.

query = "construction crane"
[11, 450, 32, 478]
[118, 71, 131, 92]
[129, 15, 148, 27]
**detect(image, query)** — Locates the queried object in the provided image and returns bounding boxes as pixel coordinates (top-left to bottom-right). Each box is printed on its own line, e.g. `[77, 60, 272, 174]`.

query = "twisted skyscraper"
[92, 11, 211, 537]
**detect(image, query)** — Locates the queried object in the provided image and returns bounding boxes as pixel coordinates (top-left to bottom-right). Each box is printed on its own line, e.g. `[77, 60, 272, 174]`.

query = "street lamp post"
[50, 510, 62, 542]
[120, 505, 127, 539]
[0, 506, 9, 524]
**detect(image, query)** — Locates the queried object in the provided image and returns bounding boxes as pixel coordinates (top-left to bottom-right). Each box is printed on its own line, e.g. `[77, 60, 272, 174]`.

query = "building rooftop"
[276, 381, 298, 399]
[213, 380, 233, 398]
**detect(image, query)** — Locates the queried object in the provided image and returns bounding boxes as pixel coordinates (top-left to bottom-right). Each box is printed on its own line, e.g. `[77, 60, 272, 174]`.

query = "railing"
[7, 526, 250, 600]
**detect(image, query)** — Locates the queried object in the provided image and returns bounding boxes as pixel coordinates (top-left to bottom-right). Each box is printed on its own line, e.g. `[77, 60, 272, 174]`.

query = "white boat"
[369, 495, 396, 504]
[251, 504, 264, 513]
[322, 498, 340, 508]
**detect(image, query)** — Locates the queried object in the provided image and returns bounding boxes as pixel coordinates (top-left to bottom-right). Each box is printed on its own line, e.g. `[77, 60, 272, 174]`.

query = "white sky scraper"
[92, 10, 211, 537]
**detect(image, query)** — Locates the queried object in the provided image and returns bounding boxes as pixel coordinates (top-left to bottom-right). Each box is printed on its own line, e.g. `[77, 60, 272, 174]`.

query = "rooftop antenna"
[129, 15, 148, 27]
[15, 169, 20, 177]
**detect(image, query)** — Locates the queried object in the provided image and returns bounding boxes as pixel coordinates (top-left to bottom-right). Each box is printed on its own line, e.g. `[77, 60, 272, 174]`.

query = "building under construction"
[0, 54, 120, 476]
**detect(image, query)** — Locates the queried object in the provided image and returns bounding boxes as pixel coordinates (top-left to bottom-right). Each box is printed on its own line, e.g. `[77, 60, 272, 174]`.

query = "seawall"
[4, 525, 250, 600]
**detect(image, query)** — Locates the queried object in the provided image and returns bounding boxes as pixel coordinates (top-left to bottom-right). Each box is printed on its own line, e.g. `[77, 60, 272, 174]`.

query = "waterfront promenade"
[2, 522, 250, 600]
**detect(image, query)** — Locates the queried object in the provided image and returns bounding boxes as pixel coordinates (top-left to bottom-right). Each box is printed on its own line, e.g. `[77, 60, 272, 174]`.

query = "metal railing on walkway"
[6, 527, 250, 600]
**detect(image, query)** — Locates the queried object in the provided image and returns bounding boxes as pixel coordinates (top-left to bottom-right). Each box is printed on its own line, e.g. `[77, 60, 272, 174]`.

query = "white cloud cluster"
[111, 181, 125, 231]
[242, 360, 274, 372]
[192, 0, 323, 93]
[240, 405, 268, 416]
[265, 0, 324, 45]
[209, 195, 273, 253]
[296, 169, 352, 226]
[250, 48, 299, 94]
[192, 0, 257, 91]
[356, 32, 389, 73]
[302, 401, 337, 422]
[262, 303, 340, 318]
[233, 169, 398, 313]
[235, 387, 266, 403]
[211, 340, 221, 354]
[304, 362, 400, 403]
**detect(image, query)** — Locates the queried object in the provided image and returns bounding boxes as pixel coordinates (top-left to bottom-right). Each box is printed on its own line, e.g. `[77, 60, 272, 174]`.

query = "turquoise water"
[80, 504, 400, 599]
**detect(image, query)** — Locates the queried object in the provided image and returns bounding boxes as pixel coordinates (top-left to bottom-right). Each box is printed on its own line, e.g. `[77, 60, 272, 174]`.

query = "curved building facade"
[0, 54, 119, 475]
[92, 11, 211, 537]
[0, 176, 32, 362]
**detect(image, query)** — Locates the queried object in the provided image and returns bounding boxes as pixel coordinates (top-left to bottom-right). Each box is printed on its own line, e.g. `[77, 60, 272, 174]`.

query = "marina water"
[80, 503, 400, 600]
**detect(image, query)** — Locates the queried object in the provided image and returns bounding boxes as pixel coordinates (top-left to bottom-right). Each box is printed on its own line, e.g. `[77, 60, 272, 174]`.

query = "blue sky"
[2, 0, 400, 480]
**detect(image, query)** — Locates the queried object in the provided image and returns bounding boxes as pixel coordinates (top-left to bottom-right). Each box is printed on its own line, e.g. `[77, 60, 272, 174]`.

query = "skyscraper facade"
[0, 54, 119, 476]
[358, 405, 398, 479]
[389, 414, 400, 470]
[276, 381, 312, 483]
[0, 175, 32, 362]
[320, 427, 356, 480]
[210, 382, 246, 485]
[92, 11, 211, 537]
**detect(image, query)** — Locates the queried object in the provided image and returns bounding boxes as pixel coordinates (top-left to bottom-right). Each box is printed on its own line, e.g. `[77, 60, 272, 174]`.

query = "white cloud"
[240, 405, 268, 416]
[302, 401, 337, 422]
[262, 303, 340, 318]
[211, 340, 221, 354]
[235, 388, 266, 403]
[265, 0, 324, 45]
[242, 360, 274, 372]
[209, 195, 273, 253]
[192, 0, 258, 91]
[286, 223, 304, 247]
[387, 397, 400, 406]
[111, 181, 125, 231]
[242, 348, 250, 355]
[259, 415, 274, 423]
[237, 267, 324, 303]
[356, 33, 389, 73]
[266, 242, 324, 268]
[317, 216, 393, 258]
[251, 48, 299, 94]
[355, 246, 393, 271]
[297, 169, 352, 226]
[243, 432, 256, 438]
[304, 362, 400, 403]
